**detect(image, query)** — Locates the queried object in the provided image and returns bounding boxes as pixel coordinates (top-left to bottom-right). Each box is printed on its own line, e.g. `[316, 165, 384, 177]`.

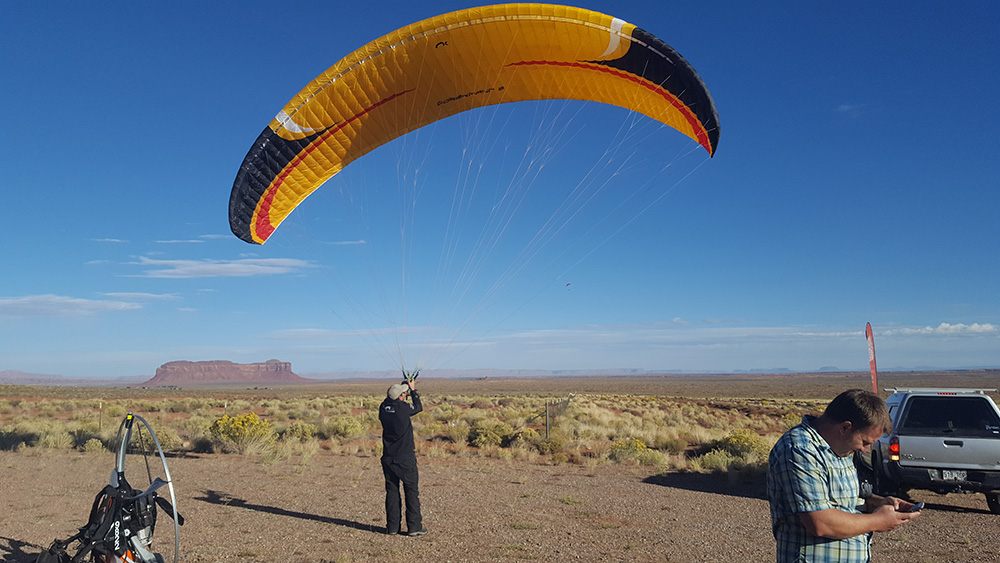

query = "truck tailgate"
[899, 435, 1000, 471]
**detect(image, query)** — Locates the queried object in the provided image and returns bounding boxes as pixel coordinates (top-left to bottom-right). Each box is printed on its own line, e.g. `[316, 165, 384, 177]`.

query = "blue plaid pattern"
[767, 416, 870, 563]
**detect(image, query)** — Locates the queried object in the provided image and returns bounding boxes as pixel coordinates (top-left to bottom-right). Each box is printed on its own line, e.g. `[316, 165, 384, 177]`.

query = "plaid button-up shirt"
[767, 415, 870, 563]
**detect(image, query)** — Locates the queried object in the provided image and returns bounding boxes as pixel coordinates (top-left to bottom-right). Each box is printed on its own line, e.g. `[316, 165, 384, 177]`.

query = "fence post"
[545, 402, 550, 439]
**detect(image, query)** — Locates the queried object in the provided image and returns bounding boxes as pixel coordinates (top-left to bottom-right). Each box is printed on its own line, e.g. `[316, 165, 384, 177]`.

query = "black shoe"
[407, 526, 428, 537]
[386, 528, 400, 536]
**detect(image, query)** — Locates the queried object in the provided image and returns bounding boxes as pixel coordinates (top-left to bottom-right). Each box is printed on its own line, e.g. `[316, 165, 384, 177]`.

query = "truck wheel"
[987, 492, 1000, 515]
[872, 452, 900, 496]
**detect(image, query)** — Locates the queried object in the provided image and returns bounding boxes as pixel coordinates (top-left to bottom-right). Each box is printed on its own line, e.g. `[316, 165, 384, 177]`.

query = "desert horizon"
[4, 364, 999, 391]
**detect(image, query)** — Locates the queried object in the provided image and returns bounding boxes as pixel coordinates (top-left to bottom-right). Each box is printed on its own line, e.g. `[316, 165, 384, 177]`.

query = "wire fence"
[543, 395, 573, 439]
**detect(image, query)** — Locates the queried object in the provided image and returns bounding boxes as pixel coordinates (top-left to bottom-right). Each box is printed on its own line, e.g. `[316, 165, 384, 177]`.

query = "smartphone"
[903, 501, 925, 512]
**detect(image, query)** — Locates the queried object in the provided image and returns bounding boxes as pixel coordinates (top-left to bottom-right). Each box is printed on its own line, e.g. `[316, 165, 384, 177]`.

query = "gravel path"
[1, 450, 997, 562]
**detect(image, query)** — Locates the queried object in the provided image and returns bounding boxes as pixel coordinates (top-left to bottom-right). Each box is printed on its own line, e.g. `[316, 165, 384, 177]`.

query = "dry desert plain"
[2, 370, 999, 562]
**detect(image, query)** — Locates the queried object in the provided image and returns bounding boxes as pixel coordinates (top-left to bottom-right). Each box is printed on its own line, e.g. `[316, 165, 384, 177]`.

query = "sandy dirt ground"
[2, 448, 997, 563]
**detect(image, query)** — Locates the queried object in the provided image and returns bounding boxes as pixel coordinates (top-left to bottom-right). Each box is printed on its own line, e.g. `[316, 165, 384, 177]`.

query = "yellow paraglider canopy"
[230, 3, 720, 244]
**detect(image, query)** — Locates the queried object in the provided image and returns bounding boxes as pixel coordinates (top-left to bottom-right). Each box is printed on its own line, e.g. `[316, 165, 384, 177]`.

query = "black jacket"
[379, 391, 423, 462]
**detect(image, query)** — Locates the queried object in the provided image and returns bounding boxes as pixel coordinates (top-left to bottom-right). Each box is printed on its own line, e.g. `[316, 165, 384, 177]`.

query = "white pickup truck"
[862, 387, 1000, 514]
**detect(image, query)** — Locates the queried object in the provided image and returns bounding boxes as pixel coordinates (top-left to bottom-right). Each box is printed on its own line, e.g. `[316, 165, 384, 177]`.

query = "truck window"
[899, 397, 1000, 438]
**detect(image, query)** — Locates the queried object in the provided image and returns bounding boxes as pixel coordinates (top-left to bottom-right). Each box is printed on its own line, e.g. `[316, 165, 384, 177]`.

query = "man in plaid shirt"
[767, 389, 920, 562]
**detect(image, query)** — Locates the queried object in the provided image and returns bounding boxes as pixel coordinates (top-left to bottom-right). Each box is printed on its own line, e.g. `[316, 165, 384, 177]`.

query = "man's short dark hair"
[823, 389, 891, 433]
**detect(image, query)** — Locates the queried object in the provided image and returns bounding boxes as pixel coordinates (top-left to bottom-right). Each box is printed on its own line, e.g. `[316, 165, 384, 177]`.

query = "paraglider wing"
[229, 3, 721, 244]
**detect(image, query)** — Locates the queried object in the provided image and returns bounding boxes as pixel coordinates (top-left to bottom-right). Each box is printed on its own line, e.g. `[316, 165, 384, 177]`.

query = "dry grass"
[0, 392, 801, 474]
[3, 371, 996, 473]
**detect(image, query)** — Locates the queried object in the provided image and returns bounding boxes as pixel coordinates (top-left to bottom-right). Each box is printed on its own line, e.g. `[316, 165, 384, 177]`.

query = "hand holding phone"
[902, 501, 924, 513]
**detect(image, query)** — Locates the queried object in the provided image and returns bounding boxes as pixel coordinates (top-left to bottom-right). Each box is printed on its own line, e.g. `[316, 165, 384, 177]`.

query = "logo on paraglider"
[437, 85, 505, 107]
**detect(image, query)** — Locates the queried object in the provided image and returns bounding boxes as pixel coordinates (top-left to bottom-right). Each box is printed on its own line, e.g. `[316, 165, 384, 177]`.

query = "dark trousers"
[381, 457, 421, 532]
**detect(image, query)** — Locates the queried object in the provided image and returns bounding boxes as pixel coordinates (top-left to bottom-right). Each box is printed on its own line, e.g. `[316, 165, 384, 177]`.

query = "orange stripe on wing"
[253, 89, 415, 242]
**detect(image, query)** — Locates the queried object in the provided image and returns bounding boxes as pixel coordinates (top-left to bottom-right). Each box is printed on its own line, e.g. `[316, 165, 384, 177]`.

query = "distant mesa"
[143, 359, 309, 386]
[0, 369, 63, 385]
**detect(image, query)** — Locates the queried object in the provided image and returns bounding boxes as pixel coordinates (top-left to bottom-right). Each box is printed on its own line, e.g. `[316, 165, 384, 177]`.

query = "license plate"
[942, 470, 967, 480]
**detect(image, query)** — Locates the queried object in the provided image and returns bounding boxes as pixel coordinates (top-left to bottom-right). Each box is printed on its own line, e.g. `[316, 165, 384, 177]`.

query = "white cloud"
[272, 328, 341, 339]
[271, 325, 427, 339]
[836, 103, 865, 116]
[0, 294, 141, 316]
[323, 239, 368, 246]
[155, 239, 205, 244]
[92, 238, 127, 244]
[471, 322, 993, 359]
[501, 324, 853, 345]
[884, 322, 997, 336]
[101, 292, 180, 301]
[133, 256, 313, 278]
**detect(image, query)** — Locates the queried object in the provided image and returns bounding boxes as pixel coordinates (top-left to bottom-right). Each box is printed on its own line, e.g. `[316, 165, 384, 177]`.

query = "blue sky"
[2, 1, 998, 378]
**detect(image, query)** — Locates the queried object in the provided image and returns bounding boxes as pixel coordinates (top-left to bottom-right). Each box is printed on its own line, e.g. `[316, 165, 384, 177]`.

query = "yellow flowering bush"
[468, 419, 514, 448]
[209, 412, 275, 454]
[321, 416, 365, 440]
[608, 437, 647, 461]
[282, 420, 317, 442]
[712, 429, 771, 460]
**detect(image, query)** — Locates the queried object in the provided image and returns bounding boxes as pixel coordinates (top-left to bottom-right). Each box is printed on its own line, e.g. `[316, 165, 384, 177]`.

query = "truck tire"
[872, 452, 902, 497]
[987, 492, 1000, 515]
